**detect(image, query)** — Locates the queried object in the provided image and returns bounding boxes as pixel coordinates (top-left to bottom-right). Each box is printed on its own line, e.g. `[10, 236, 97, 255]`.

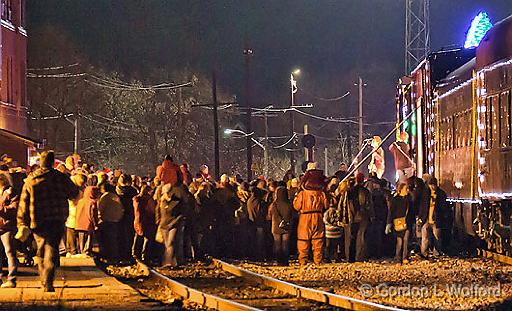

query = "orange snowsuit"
[293, 189, 329, 265]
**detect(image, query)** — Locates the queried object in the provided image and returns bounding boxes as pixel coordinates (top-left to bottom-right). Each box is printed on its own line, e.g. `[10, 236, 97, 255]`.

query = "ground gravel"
[234, 256, 512, 310]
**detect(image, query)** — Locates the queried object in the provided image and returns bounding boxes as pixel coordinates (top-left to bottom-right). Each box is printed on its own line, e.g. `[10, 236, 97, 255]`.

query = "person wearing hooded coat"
[246, 180, 268, 260]
[75, 186, 100, 256]
[96, 183, 124, 264]
[132, 185, 157, 262]
[157, 178, 194, 268]
[116, 174, 138, 262]
[267, 186, 293, 265]
[293, 162, 328, 265]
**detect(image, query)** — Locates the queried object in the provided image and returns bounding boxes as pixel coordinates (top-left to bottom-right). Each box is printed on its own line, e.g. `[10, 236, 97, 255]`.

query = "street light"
[289, 68, 300, 173]
[224, 128, 265, 150]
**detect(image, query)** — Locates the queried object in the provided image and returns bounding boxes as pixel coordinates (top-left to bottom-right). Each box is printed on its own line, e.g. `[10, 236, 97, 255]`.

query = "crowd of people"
[0, 147, 453, 292]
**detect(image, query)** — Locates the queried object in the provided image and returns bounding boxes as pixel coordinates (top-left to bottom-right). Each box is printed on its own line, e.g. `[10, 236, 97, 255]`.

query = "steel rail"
[212, 258, 408, 311]
[478, 249, 512, 265]
[136, 261, 263, 311]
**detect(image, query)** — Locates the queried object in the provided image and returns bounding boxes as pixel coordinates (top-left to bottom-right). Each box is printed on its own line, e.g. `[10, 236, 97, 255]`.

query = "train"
[396, 14, 512, 255]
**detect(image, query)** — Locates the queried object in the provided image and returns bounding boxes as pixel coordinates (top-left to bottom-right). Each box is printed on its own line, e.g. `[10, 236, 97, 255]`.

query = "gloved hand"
[385, 224, 392, 235]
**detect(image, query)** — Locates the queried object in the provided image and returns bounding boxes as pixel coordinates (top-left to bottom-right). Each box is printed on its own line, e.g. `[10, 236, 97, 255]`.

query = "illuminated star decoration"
[464, 12, 493, 49]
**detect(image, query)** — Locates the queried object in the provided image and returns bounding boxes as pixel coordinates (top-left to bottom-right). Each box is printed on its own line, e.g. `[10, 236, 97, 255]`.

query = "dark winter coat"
[387, 195, 414, 227]
[195, 188, 217, 232]
[17, 168, 78, 230]
[407, 176, 427, 219]
[213, 184, 239, 226]
[0, 186, 18, 233]
[365, 179, 388, 223]
[156, 183, 194, 230]
[267, 187, 293, 235]
[117, 185, 138, 221]
[247, 187, 268, 227]
[346, 184, 374, 224]
[418, 186, 450, 228]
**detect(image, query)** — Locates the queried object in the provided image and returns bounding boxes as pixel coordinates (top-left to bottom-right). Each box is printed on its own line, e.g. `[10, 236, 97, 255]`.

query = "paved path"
[0, 257, 164, 310]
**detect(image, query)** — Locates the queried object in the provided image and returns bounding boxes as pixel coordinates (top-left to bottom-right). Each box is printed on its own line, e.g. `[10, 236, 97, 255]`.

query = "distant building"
[0, 0, 39, 167]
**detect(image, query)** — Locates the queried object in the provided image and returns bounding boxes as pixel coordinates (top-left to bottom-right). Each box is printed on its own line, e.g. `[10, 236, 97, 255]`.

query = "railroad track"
[137, 259, 406, 311]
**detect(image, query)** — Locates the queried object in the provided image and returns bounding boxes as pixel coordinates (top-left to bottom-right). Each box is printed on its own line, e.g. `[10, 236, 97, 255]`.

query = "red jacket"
[75, 186, 100, 232]
[133, 194, 157, 237]
[156, 160, 180, 186]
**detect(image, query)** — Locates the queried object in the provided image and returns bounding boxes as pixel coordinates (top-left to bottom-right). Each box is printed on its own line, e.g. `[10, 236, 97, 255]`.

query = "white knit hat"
[306, 162, 318, 171]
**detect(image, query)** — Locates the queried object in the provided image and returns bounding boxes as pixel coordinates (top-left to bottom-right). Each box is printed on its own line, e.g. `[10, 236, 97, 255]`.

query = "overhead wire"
[298, 87, 351, 102]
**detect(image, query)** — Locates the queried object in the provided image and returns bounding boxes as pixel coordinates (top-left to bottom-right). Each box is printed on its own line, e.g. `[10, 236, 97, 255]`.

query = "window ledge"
[1, 19, 15, 31]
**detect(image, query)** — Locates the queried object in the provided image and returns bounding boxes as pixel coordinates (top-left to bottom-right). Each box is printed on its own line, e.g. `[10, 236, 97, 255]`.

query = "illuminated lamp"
[464, 12, 493, 49]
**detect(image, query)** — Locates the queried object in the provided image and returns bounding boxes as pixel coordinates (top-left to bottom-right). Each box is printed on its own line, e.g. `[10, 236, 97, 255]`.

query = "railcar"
[396, 15, 512, 255]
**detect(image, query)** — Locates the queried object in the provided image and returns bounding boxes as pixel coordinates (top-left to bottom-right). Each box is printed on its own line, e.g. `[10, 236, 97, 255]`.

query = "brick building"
[0, 0, 39, 167]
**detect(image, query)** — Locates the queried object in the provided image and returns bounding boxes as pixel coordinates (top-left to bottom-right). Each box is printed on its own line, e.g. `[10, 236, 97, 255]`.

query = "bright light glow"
[455, 181, 463, 189]
[292, 69, 301, 75]
[464, 12, 493, 49]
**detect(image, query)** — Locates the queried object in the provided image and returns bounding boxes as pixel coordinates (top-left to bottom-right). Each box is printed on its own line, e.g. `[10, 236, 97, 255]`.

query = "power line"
[298, 87, 351, 102]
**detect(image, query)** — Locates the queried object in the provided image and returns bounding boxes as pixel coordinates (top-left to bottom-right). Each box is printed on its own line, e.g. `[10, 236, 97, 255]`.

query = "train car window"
[492, 95, 500, 148]
[463, 110, 470, 147]
[500, 92, 510, 148]
[451, 116, 455, 150]
[486, 97, 492, 149]
[507, 90, 512, 146]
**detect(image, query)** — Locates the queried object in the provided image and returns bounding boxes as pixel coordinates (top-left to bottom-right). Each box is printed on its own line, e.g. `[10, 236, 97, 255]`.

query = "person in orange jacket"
[293, 162, 329, 265]
[155, 155, 181, 186]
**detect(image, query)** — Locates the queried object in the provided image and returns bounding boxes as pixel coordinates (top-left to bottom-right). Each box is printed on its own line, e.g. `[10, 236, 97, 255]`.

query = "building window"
[1, 0, 12, 22]
[20, 0, 24, 27]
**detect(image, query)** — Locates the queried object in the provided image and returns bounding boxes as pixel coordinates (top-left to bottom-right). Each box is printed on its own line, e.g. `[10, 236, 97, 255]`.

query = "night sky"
[26, 1, 512, 125]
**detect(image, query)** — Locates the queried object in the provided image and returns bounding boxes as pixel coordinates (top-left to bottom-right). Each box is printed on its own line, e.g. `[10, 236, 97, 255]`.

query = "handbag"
[274, 203, 291, 231]
[278, 219, 291, 231]
[393, 200, 409, 232]
[393, 217, 407, 232]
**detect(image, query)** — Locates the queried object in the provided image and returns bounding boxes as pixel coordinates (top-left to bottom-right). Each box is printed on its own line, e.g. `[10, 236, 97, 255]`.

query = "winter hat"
[355, 172, 365, 184]
[220, 174, 229, 184]
[306, 162, 318, 171]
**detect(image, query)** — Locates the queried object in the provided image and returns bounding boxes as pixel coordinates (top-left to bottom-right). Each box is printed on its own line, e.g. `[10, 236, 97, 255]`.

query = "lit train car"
[402, 15, 512, 254]
[396, 48, 475, 178]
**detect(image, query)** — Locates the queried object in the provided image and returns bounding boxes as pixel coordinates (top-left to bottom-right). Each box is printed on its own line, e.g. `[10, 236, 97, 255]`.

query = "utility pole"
[244, 42, 254, 181]
[73, 117, 80, 154]
[212, 71, 220, 180]
[358, 76, 363, 162]
[264, 112, 269, 177]
[324, 146, 328, 175]
[289, 73, 298, 174]
[192, 71, 235, 180]
[304, 124, 309, 161]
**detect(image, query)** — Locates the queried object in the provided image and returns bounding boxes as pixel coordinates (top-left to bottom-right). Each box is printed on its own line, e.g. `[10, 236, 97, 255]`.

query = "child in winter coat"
[323, 205, 343, 262]
[75, 186, 100, 256]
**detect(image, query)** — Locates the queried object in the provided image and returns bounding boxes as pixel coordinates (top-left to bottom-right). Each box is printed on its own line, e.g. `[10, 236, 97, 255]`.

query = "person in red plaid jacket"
[17, 150, 78, 292]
